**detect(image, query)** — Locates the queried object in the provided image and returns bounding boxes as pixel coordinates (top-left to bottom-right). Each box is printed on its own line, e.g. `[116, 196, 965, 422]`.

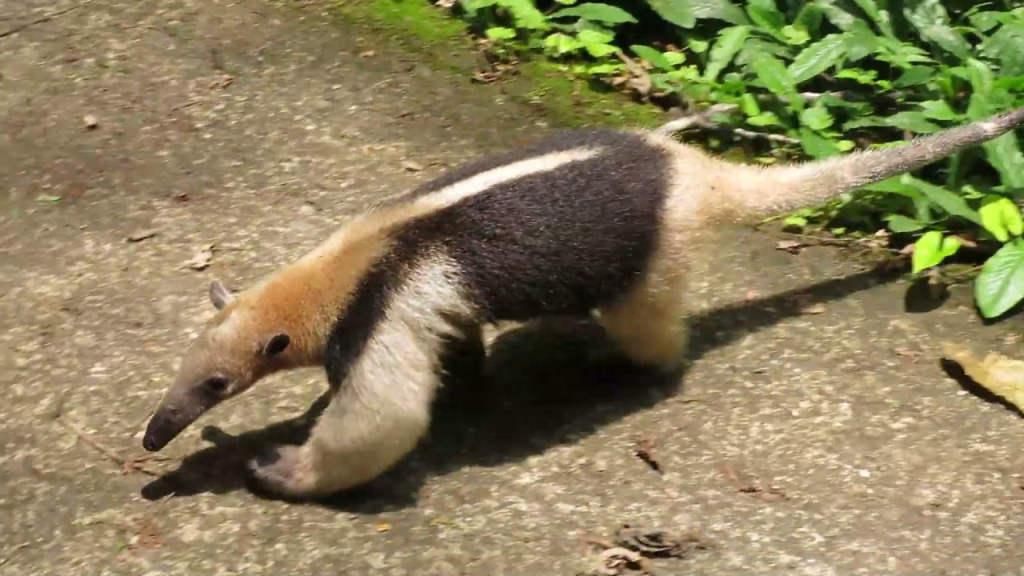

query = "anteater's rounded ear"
[263, 333, 291, 358]
[209, 281, 234, 310]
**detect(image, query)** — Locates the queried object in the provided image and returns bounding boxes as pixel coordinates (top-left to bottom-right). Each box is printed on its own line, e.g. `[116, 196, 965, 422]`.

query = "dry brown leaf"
[775, 240, 803, 253]
[894, 347, 921, 361]
[185, 244, 214, 271]
[944, 343, 1024, 410]
[800, 302, 827, 315]
[634, 438, 661, 473]
[615, 525, 711, 559]
[597, 547, 646, 575]
[127, 229, 158, 243]
[209, 75, 234, 90]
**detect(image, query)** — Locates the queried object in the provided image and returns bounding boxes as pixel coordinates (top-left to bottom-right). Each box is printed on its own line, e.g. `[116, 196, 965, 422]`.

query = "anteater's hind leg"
[594, 256, 690, 372]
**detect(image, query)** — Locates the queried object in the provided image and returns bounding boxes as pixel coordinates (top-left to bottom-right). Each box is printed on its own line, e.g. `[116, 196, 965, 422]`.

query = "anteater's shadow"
[141, 262, 904, 512]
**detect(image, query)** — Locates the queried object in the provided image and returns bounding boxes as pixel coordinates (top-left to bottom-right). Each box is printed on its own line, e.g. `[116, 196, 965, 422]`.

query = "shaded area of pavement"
[3, 1, 1024, 574]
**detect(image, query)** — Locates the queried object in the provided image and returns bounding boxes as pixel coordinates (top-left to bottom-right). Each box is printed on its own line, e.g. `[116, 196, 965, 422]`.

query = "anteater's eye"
[203, 377, 229, 394]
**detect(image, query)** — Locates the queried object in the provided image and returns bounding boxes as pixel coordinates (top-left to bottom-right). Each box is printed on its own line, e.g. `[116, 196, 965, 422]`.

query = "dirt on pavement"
[3, 1, 1024, 574]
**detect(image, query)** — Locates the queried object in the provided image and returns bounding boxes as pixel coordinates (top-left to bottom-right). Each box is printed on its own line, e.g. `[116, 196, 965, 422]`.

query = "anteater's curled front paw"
[247, 444, 319, 499]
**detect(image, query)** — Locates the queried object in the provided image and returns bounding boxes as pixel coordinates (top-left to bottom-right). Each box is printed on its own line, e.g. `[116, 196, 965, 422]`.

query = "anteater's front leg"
[247, 335, 463, 498]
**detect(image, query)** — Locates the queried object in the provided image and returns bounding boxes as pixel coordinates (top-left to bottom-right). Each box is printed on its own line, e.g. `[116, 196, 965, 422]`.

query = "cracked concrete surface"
[3, 1, 1024, 574]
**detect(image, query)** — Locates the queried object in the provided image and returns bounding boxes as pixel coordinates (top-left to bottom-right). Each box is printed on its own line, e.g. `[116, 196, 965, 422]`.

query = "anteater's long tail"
[701, 106, 1024, 221]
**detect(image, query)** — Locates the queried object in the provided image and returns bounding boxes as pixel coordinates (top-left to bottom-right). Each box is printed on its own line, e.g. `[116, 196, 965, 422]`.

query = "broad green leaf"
[884, 111, 942, 134]
[813, 0, 858, 31]
[979, 196, 1024, 243]
[703, 25, 750, 81]
[781, 24, 811, 46]
[788, 33, 850, 84]
[746, 0, 785, 33]
[794, 3, 823, 35]
[835, 68, 878, 84]
[750, 53, 798, 101]
[664, 51, 685, 65]
[842, 116, 887, 131]
[740, 93, 761, 116]
[648, 0, 696, 28]
[800, 128, 840, 158]
[485, 27, 517, 41]
[550, 3, 637, 24]
[975, 239, 1024, 318]
[735, 37, 791, 66]
[918, 100, 959, 121]
[983, 132, 1024, 189]
[875, 36, 935, 68]
[912, 231, 961, 273]
[900, 174, 981, 224]
[496, 0, 548, 29]
[544, 32, 581, 55]
[886, 214, 927, 233]
[800, 102, 834, 131]
[852, 0, 894, 37]
[687, 38, 709, 53]
[893, 66, 933, 87]
[576, 29, 614, 45]
[980, 22, 1024, 77]
[630, 45, 672, 69]
[691, 0, 749, 25]
[583, 43, 618, 57]
[865, 177, 923, 195]
[970, 10, 1013, 33]
[966, 58, 994, 99]
[844, 20, 881, 61]
[747, 111, 782, 126]
[784, 215, 809, 228]
[904, 0, 971, 59]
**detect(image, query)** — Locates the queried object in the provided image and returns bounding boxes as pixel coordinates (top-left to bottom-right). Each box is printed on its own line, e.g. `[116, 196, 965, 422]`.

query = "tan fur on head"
[143, 217, 396, 453]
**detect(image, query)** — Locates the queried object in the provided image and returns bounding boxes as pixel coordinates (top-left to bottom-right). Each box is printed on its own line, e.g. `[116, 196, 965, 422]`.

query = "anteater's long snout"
[142, 393, 214, 452]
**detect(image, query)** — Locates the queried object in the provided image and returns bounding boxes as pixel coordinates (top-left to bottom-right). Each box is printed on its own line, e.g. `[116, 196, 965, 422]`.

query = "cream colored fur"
[250, 253, 475, 496]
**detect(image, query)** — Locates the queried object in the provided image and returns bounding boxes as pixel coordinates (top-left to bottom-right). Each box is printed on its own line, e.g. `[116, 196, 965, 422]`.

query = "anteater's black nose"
[142, 412, 174, 452]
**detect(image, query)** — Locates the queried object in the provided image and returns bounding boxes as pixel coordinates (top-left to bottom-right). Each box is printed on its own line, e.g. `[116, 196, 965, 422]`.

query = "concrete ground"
[3, 1, 1024, 574]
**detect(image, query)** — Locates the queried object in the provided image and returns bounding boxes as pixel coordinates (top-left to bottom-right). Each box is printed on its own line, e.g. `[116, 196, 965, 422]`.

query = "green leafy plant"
[444, 0, 1024, 318]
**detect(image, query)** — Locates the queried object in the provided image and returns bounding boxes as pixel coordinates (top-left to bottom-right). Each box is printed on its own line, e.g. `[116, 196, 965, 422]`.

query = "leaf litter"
[185, 244, 215, 271]
[580, 524, 713, 575]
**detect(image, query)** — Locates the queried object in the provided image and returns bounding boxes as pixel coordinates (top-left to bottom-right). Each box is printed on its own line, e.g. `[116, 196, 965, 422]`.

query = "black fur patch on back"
[397, 128, 671, 322]
[324, 129, 670, 384]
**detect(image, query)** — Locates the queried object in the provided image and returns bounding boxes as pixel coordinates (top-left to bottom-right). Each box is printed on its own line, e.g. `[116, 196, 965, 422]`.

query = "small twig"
[0, 1, 90, 39]
[58, 417, 168, 477]
[654, 103, 738, 134]
[782, 232, 905, 256]
[656, 103, 802, 144]
[728, 125, 801, 145]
